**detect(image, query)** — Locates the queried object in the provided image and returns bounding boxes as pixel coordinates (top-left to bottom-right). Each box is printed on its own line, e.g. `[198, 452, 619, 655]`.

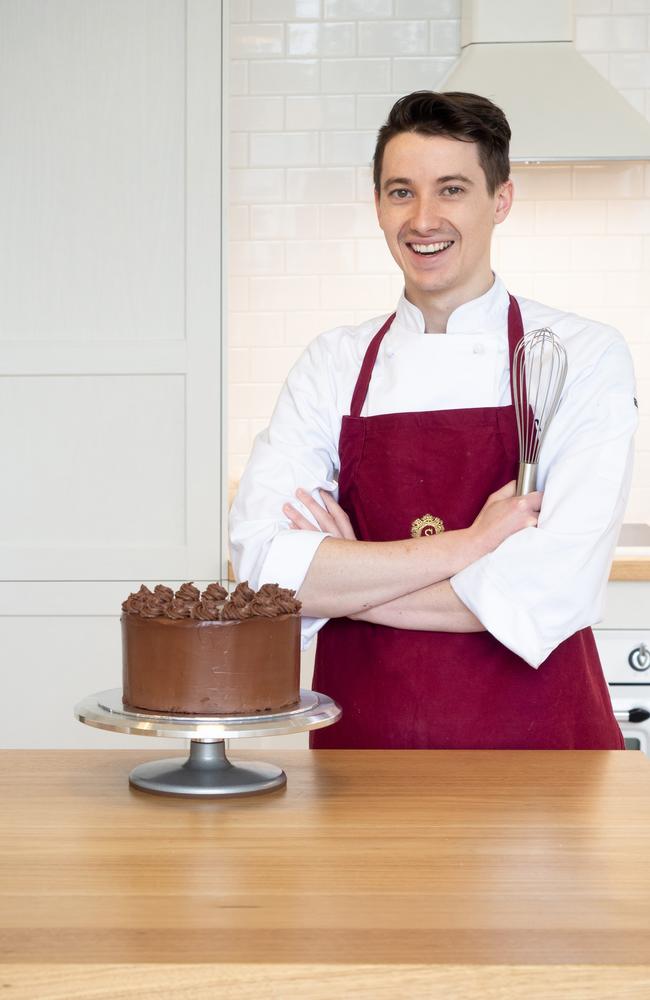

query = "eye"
[442, 186, 463, 196]
[389, 188, 412, 199]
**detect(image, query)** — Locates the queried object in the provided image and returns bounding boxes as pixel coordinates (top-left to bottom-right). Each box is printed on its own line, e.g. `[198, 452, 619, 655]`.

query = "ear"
[494, 178, 514, 226]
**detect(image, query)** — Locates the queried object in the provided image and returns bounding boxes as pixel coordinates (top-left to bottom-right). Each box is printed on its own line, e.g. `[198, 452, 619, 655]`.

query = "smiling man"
[376, 130, 509, 331]
[229, 91, 638, 750]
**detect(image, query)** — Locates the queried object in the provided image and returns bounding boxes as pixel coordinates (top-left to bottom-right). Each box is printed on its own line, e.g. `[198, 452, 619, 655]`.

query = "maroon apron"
[311, 294, 623, 750]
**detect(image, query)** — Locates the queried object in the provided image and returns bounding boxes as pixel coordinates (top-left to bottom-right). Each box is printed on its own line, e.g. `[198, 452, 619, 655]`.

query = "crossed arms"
[283, 482, 542, 632]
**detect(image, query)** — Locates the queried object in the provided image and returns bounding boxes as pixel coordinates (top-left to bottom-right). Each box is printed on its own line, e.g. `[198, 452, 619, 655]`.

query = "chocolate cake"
[121, 581, 301, 715]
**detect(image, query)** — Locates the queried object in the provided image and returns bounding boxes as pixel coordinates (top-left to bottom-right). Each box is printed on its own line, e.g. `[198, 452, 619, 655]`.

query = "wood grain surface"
[1, 749, 650, 999]
[609, 558, 650, 581]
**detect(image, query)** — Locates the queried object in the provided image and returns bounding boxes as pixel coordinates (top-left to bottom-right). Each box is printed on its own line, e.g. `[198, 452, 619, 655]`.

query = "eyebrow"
[382, 174, 475, 190]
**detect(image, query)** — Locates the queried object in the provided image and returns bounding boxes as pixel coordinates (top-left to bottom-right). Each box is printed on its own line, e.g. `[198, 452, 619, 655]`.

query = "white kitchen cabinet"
[0, 0, 224, 749]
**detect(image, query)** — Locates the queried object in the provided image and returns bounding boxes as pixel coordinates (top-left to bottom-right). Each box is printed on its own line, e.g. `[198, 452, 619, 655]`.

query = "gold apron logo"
[410, 514, 445, 538]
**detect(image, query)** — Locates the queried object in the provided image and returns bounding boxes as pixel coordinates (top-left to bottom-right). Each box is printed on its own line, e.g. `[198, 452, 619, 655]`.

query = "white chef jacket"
[229, 272, 638, 668]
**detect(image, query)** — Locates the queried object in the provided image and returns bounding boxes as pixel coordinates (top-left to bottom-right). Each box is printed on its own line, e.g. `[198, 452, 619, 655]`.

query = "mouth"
[406, 240, 455, 262]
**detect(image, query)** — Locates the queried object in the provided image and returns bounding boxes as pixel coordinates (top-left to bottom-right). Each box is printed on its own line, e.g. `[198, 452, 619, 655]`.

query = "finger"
[282, 503, 317, 531]
[522, 490, 543, 511]
[295, 488, 339, 534]
[319, 490, 356, 540]
[487, 480, 516, 505]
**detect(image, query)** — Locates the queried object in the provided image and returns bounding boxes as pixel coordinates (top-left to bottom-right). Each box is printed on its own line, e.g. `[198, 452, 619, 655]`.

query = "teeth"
[411, 241, 453, 254]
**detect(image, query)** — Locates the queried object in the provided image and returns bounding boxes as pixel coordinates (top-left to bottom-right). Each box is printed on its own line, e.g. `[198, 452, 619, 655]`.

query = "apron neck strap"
[349, 313, 396, 418]
[507, 293, 526, 410]
[349, 294, 525, 418]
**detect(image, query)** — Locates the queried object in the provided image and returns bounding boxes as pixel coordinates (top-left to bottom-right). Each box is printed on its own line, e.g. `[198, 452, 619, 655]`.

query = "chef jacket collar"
[392, 271, 510, 336]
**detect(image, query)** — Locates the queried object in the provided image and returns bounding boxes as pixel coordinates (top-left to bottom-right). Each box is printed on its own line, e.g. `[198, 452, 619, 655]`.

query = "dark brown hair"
[373, 91, 511, 197]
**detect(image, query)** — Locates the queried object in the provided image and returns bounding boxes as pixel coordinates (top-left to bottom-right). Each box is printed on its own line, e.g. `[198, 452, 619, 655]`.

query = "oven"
[595, 631, 650, 754]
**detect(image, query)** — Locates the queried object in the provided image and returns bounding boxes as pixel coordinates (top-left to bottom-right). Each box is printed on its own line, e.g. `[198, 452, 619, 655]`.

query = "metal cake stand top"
[74, 688, 341, 741]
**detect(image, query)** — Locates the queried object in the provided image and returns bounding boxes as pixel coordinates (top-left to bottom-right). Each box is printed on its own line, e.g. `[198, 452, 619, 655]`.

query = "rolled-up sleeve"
[450, 334, 638, 668]
[229, 336, 343, 649]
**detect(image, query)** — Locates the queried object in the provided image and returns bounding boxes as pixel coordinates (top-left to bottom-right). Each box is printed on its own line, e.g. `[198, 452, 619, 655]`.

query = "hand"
[468, 480, 542, 557]
[283, 488, 357, 541]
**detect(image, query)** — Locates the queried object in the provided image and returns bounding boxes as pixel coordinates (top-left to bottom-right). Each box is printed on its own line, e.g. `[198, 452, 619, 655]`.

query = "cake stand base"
[129, 738, 285, 797]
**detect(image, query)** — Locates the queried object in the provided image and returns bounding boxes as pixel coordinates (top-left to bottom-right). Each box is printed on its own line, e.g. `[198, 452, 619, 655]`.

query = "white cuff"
[450, 558, 545, 669]
[258, 529, 331, 648]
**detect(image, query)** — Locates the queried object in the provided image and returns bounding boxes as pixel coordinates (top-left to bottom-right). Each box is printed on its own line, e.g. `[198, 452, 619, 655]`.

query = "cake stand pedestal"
[74, 688, 341, 798]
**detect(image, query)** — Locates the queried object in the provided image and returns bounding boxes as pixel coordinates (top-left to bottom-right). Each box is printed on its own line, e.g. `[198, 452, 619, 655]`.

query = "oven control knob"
[629, 643, 650, 672]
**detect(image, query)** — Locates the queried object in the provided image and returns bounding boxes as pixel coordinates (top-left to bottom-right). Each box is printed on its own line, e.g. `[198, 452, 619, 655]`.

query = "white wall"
[227, 0, 650, 523]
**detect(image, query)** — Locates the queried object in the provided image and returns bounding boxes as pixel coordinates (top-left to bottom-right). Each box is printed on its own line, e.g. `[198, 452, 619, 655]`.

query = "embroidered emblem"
[410, 514, 445, 538]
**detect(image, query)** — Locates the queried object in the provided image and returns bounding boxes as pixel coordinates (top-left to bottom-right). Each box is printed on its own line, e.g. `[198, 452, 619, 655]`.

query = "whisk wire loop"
[512, 327, 568, 492]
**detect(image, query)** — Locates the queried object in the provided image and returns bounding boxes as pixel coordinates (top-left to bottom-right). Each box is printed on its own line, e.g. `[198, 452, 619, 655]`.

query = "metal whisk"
[512, 328, 568, 496]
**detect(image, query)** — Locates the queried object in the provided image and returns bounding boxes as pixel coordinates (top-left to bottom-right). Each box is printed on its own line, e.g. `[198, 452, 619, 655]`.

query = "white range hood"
[439, 0, 650, 163]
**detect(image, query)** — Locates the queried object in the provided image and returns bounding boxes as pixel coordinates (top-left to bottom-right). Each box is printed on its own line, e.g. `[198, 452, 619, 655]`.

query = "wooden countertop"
[610, 556, 650, 581]
[2, 749, 650, 999]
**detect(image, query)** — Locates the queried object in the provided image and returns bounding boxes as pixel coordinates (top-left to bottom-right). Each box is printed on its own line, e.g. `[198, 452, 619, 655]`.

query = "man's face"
[374, 131, 513, 309]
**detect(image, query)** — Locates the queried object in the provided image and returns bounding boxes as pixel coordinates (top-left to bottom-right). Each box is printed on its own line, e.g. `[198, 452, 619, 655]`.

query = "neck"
[406, 268, 496, 333]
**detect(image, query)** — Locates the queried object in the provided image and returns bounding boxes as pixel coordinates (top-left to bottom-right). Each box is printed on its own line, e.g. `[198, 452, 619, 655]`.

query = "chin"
[414, 274, 456, 294]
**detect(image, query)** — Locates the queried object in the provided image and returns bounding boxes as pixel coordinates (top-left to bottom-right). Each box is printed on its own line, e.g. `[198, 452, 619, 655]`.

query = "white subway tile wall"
[228, 0, 650, 521]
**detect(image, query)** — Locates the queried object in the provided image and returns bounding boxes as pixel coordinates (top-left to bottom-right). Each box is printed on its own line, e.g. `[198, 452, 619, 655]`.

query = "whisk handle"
[516, 462, 538, 496]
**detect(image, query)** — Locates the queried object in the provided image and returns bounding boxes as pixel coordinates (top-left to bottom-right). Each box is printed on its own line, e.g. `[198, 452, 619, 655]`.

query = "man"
[230, 91, 637, 749]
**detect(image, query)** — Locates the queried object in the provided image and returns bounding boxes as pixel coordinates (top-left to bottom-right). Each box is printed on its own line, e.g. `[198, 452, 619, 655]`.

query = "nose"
[409, 196, 444, 235]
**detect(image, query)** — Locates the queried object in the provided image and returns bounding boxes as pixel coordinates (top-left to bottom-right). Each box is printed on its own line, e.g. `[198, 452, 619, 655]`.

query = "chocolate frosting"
[166, 597, 196, 620]
[220, 581, 255, 621]
[122, 613, 301, 714]
[121, 584, 153, 614]
[249, 583, 301, 617]
[204, 583, 228, 602]
[139, 595, 169, 618]
[192, 598, 222, 621]
[175, 582, 201, 603]
[231, 581, 256, 603]
[122, 580, 301, 621]
[220, 595, 256, 621]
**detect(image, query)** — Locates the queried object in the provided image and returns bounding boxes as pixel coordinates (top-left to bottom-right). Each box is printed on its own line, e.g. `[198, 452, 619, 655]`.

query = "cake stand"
[74, 688, 341, 798]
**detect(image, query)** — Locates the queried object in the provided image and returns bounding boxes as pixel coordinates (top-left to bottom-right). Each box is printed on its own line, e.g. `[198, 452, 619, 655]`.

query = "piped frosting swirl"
[122, 580, 301, 621]
[175, 582, 201, 603]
